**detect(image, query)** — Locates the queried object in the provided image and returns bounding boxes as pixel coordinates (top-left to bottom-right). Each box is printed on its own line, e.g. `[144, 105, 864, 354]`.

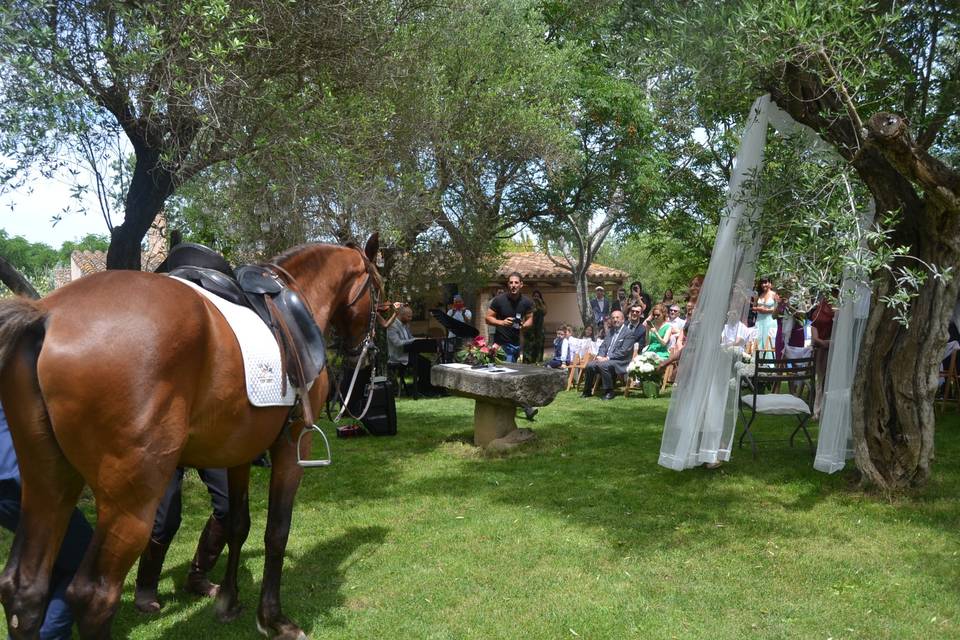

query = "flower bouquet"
[456, 335, 504, 366]
[732, 350, 756, 377]
[627, 350, 664, 397]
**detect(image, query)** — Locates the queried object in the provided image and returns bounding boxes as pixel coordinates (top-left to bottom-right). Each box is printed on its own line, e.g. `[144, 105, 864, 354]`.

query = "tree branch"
[865, 113, 960, 212]
[0, 257, 40, 299]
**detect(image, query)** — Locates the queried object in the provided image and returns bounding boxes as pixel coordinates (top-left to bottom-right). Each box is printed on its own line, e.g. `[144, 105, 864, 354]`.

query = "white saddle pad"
[171, 276, 296, 407]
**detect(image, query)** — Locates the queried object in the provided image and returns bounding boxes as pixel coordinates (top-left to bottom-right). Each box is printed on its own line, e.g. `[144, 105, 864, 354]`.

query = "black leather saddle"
[156, 243, 326, 390]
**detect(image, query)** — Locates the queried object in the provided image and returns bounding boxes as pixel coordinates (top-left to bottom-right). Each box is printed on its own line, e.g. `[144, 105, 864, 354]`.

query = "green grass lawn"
[7, 391, 960, 639]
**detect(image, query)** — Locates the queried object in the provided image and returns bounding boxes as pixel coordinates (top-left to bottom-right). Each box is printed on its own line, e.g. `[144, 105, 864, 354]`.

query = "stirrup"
[296, 424, 332, 468]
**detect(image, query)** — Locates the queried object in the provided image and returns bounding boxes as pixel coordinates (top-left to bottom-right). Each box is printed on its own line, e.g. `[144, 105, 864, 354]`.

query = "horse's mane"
[271, 242, 383, 294]
[270, 242, 336, 265]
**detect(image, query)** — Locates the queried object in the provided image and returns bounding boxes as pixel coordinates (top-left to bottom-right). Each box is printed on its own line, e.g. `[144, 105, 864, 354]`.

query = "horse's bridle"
[333, 246, 382, 423]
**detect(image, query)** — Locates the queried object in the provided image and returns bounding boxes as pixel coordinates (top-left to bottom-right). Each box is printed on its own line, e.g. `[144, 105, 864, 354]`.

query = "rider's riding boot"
[185, 514, 228, 597]
[134, 538, 170, 614]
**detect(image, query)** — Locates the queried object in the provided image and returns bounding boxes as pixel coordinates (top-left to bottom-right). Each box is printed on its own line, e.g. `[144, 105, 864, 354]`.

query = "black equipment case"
[360, 376, 397, 436]
[338, 369, 397, 436]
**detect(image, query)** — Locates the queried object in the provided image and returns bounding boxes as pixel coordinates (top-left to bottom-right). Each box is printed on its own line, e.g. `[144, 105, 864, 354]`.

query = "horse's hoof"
[216, 605, 243, 623]
[256, 616, 308, 639]
[215, 597, 243, 623]
[185, 575, 220, 598]
[134, 589, 163, 614]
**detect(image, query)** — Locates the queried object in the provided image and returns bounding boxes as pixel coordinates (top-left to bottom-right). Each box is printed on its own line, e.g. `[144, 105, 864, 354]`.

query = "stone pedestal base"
[473, 400, 517, 447]
[431, 363, 566, 450]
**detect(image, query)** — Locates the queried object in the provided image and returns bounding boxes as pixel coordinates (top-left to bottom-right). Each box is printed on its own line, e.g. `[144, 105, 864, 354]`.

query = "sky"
[0, 173, 118, 248]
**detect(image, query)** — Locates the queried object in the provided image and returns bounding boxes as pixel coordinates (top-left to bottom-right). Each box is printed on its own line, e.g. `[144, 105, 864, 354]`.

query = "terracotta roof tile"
[73, 250, 107, 275]
[495, 252, 628, 282]
[70, 248, 167, 277]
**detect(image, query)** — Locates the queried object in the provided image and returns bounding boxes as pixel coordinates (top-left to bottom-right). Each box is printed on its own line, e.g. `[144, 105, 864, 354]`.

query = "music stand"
[430, 309, 480, 339]
[430, 309, 479, 364]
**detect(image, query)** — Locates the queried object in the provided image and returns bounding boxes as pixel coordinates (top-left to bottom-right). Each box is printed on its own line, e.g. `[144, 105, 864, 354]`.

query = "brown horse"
[0, 235, 382, 639]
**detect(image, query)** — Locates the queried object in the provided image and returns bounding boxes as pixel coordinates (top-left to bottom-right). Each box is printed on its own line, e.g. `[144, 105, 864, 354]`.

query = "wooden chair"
[573, 352, 595, 391]
[659, 362, 676, 394]
[937, 350, 960, 412]
[590, 368, 627, 396]
[738, 356, 816, 458]
[565, 353, 582, 391]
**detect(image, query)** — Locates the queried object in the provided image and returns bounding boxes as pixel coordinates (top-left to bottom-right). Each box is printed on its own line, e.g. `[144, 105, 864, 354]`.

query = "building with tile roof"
[413, 252, 628, 358]
[57, 216, 169, 288]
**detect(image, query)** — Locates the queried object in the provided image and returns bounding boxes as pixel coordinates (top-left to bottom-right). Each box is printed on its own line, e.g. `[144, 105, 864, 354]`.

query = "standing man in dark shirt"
[486, 272, 538, 420]
[486, 272, 534, 363]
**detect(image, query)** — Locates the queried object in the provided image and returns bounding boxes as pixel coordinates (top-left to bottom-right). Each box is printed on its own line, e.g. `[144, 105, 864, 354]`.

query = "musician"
[446, 294, 473, 337]
[387, 305, 416, 366]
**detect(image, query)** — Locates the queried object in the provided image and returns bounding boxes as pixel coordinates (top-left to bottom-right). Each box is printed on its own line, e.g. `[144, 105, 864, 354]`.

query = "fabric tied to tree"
[659, 92, 873, 472]
[814, 201, 874, 473]
[658, 95, 769, 470]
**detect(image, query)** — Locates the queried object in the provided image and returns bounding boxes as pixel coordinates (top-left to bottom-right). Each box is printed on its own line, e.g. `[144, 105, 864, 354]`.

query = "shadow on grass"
[113, 526, 389, 638]
[389, 390, 960, 565]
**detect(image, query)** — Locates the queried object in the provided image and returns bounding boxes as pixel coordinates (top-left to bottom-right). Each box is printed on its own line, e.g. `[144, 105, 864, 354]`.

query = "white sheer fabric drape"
[659, 93, 869, 472]
[814, 201, 875, 473]
[658, 95, 769, 470]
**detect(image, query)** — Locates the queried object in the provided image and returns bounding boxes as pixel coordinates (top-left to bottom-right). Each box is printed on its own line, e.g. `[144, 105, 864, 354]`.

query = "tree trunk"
[574, 261, 592, 330]
[771, 72, 960, 490]
[0, 256, 40, 299]
[847, 117, 960, 491]
[106, 150, 174, 271]
[853, 266, 960, 489]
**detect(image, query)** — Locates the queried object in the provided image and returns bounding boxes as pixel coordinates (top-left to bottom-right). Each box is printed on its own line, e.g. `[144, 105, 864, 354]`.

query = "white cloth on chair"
[741, 394, 811, 415]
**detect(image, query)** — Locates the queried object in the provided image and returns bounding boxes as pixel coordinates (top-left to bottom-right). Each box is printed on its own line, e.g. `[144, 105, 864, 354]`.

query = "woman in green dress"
[645, 303, 674, 360]
[524, 290, 547, 363]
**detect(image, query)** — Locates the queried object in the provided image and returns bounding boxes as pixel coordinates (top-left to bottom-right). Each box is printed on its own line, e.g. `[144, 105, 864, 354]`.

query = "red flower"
[474, 336, 487, 347]
[479, 346, 489, 354]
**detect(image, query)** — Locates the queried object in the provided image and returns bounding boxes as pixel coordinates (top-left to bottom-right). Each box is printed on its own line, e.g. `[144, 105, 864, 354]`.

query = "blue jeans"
[0, 478, 92, 640]
[503, 343, 521, 363]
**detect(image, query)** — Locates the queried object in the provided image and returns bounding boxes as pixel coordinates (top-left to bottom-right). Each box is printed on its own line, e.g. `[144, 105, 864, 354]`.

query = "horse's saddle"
[157, 242, 326, 390]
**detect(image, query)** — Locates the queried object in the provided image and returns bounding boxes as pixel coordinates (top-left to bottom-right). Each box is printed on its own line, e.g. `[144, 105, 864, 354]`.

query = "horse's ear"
[364, 233, 379, 263]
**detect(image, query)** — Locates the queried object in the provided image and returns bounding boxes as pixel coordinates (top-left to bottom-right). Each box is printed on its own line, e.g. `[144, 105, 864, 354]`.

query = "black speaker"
[361, 376, 397, 436]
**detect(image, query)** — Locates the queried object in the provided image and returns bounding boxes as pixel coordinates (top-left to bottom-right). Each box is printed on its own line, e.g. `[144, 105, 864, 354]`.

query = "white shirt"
[722, 321, 751, 351]
[446, 308, 473, 338]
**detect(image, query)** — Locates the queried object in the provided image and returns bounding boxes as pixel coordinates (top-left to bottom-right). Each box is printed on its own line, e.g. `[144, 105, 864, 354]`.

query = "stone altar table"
[431, 363, 566, 447]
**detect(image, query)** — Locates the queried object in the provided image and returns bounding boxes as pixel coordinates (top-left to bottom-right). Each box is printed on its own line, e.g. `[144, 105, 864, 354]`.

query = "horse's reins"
[270, 249, 381, 467]
[332, 250, 382, 424]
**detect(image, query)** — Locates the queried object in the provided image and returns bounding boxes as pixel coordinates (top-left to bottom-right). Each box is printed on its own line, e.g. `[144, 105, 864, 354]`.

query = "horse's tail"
[0, 297, 47, 373]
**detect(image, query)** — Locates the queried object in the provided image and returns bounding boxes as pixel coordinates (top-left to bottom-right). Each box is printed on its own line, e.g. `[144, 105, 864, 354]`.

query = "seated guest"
[644, 304, 673, 360]
[667, 304, 685, 349]
[581, 324, 600, 356]
[580, 310, 640, 400]
[546, 326, 569, 368]
[624, 304, 647, 358]
[722, 309, 751, 352]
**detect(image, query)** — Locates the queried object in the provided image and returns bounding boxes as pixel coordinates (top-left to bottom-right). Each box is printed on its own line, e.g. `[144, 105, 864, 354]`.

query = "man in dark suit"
[589, 286, 610, 332]
[581, 310, 640, 400]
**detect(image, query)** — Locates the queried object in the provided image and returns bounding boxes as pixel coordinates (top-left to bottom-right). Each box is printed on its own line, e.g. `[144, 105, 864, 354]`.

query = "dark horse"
[0, 235, 382, 639]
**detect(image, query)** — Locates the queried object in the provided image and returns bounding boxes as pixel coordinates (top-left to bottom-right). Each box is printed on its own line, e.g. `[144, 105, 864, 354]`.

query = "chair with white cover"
[738, 356, 815, 458]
